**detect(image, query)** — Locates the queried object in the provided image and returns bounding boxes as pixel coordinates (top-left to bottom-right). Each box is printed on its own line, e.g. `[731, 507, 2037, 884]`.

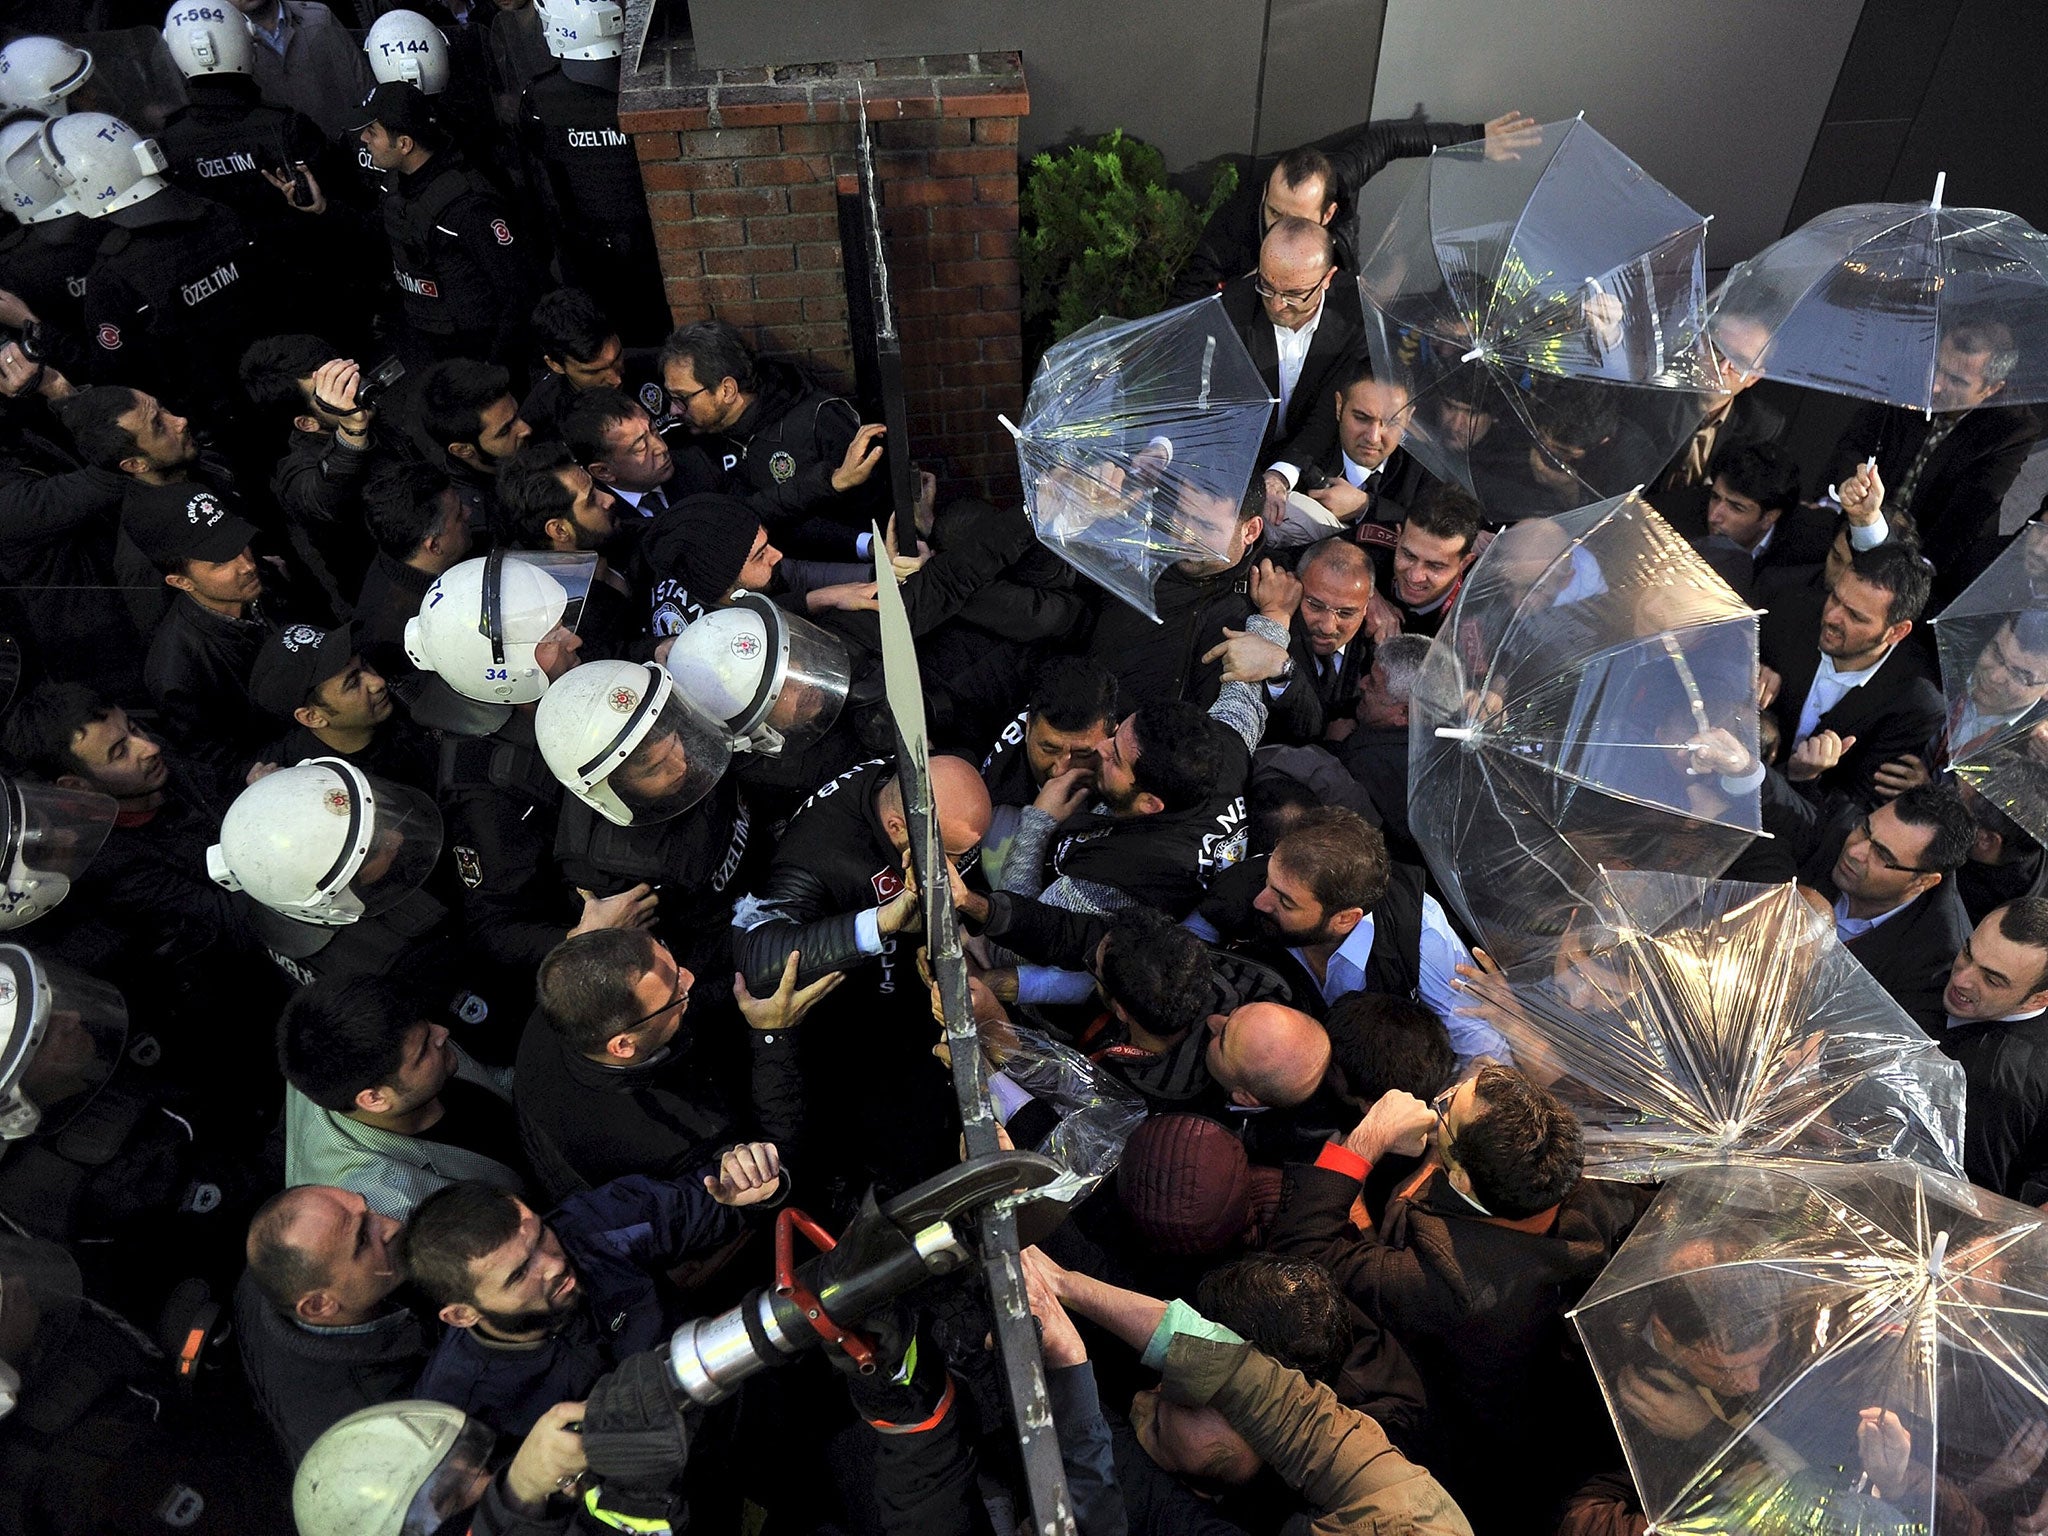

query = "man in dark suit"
[1648, 304, 1788, 503]
[1262, 538, 1376, 744]
[1168, 112, 1530, 304]
[1799, 782, 1975, 1034]
[1828, 322, 2044, 598]
[1220, 218, 1365, 469]
[1353, 482, 1483, 643]
[1262, 354, 1437, 547]
[1761, 541, 1945, 809]
[1938, 898, 2048, 1201]
[1654, 441, 1830, 580]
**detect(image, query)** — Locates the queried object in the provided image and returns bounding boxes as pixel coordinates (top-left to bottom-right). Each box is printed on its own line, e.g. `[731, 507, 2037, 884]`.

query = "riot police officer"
[535, 659, 752, 1015]
[32, 112, 272, 429]
[206, 757, 504, 1052]
[516, 0, 667, 344]
[0, 36, 93, 118]
[357, 82, 537, 370]
[403, 549, 647, 1015]
[0, 112, 97, 358]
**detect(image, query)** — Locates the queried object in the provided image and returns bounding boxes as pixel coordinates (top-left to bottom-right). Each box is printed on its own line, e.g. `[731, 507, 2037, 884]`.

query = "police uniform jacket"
[695, 358, 876, 559]
[0, 212, 97, 344]
[157, 75, 331, 226]
[412, 1173, 749, 1437]
[378, 148, 532, 362]
[1084, 544, 1263, 716]
[553, 777, 752, 987]
[83, 187, 265, 419]
[437, 712, 572, 981]
[979, 706, 1042, 809]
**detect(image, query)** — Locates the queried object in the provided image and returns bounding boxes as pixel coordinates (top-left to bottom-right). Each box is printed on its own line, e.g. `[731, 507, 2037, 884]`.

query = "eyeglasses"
[667, 381, 711, 407]
[1849, 814, 1939, 875]
[1302, 592, 1364, 623]
[1250, 269, 1330, 309]
[1984, 635, 2048, 691]
[623, 951, 689, 1032]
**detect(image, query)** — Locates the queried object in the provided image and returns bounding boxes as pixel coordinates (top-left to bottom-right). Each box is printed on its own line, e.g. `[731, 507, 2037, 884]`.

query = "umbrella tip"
[1434, 726, 1479, 742]
[1460, 345, 1487, 364]
[1929, 1228, 1950, 1281]
[1932, 171, 1946, 211]
[996, 413, 1023, 441]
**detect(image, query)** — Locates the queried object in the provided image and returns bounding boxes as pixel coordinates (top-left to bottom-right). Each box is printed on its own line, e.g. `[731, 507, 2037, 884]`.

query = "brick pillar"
[620, 41, 1029, 504]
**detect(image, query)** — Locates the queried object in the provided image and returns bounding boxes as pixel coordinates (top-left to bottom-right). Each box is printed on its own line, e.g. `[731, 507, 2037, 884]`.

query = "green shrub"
[1020, 130, 1238, 350]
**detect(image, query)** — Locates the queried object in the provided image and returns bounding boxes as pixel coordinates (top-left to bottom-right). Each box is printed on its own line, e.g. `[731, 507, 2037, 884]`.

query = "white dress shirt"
[1796, 647, 1893, 746]
[1271, 299, 1324, 426]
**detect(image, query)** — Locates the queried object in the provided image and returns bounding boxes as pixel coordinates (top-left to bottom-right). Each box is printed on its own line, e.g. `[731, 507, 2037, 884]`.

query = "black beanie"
[657, 493, 763, 602]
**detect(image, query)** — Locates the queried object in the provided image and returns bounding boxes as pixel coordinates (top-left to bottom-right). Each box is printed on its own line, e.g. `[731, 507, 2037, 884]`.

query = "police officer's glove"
[831, 1302, 954, 1431]
[580, 1347, 690, 1527]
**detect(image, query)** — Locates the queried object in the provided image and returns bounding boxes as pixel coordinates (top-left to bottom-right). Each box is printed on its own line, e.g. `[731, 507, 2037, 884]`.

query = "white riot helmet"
[0, 113, 72, 225]
[0, 38, 93, 117]
[535, 0, 625, 61]
[207, 759, 444, 928]
[536, 659, 731, 827]
[0, 944, 129, 1144]
[364, 11, 450, 95]
[162, 3, 255, 78]
[0, 777, 116, 931]
[664, 593, 852, 756]
[39, 112, 170, 219]
[294, 1400, 496, 1536]
[404, 550, 595, 709]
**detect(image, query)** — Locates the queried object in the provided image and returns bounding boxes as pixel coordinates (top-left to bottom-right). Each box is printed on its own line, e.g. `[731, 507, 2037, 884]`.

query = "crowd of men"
[0, 6, 2046, 1534]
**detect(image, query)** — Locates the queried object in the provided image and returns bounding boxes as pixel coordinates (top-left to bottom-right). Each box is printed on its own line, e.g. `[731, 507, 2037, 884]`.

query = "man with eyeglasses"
[1256, 538, 1377, 745]
[1872, 612, 2048, 806]
[1788, 785, 1976, 1034]
[517, 928, 836, 1199]
[1221, 218, 1364, 465]
[1267, 1065, 1650, 1533]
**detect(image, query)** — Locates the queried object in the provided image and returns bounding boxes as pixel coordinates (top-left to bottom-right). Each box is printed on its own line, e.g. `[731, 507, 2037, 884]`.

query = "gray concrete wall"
[685, 0, 1867, 266]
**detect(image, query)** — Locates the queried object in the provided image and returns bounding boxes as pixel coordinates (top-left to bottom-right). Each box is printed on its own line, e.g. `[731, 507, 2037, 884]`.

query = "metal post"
[870, 523, 1077, 1536]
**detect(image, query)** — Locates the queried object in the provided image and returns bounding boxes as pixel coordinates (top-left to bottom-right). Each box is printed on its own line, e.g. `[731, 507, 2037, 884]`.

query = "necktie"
[642, 485, 668, 514]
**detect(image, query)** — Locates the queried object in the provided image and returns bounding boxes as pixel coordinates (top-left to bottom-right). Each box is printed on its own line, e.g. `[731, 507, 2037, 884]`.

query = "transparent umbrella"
[1712, 174, 2048, 414]
[1576, 1161, 2048, 1536]
[1929, 521, 2048, 844]
[1409, 493, 1764, 968]
[1356, 115, 1719, 520]
[1003, 295, 1274, 621]
[1459, 871, 1965, 1182]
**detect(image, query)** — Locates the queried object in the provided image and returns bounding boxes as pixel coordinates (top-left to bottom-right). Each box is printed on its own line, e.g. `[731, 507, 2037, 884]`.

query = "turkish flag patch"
[870, 866, 905, 903]
[96, 323, 122, 350]
[490, 219, 513, 246]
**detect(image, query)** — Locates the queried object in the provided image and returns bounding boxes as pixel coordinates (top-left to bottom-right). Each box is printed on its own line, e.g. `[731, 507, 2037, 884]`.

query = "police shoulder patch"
[638, 381, 666, 415]
[490, 218, 513, 246]
[453, 844, 483, 888]
[768, 450, 796, 483]
[96, 322, 121, 350]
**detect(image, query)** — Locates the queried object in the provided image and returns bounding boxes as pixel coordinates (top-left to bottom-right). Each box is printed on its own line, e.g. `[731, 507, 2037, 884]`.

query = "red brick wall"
[619, 44, 1029, 503]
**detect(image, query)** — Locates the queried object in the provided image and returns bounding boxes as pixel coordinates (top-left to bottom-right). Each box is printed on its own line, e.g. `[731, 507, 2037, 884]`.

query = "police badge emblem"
[453, 845, 483, 889]
[638, 382, 667, 416]
[768, 450, 796, 483]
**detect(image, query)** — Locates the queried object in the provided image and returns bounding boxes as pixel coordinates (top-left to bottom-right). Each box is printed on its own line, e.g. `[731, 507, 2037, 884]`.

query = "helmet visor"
[605, 692, 732, 824]
[487, 550, 596, 648]
[349, 775, 446, 919]
[0, 945, 128, 1141]
[737, 595, 851, 754]
[400, 1415, 498, 1536]
[0, 780, 117, 931]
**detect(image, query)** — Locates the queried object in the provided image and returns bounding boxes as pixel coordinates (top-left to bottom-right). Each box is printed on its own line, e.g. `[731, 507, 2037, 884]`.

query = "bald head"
[1207, 1002, 1331, 1108]
[877, 754, 993, 858]
[1258, 217, 1337, 331]
[246, 1184, 405, 1326]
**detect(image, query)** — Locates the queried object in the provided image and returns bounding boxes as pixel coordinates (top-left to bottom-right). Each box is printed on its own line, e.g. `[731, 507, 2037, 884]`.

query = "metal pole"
[855, 88, 926, 555]
[870, 523, 1077, 1536]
